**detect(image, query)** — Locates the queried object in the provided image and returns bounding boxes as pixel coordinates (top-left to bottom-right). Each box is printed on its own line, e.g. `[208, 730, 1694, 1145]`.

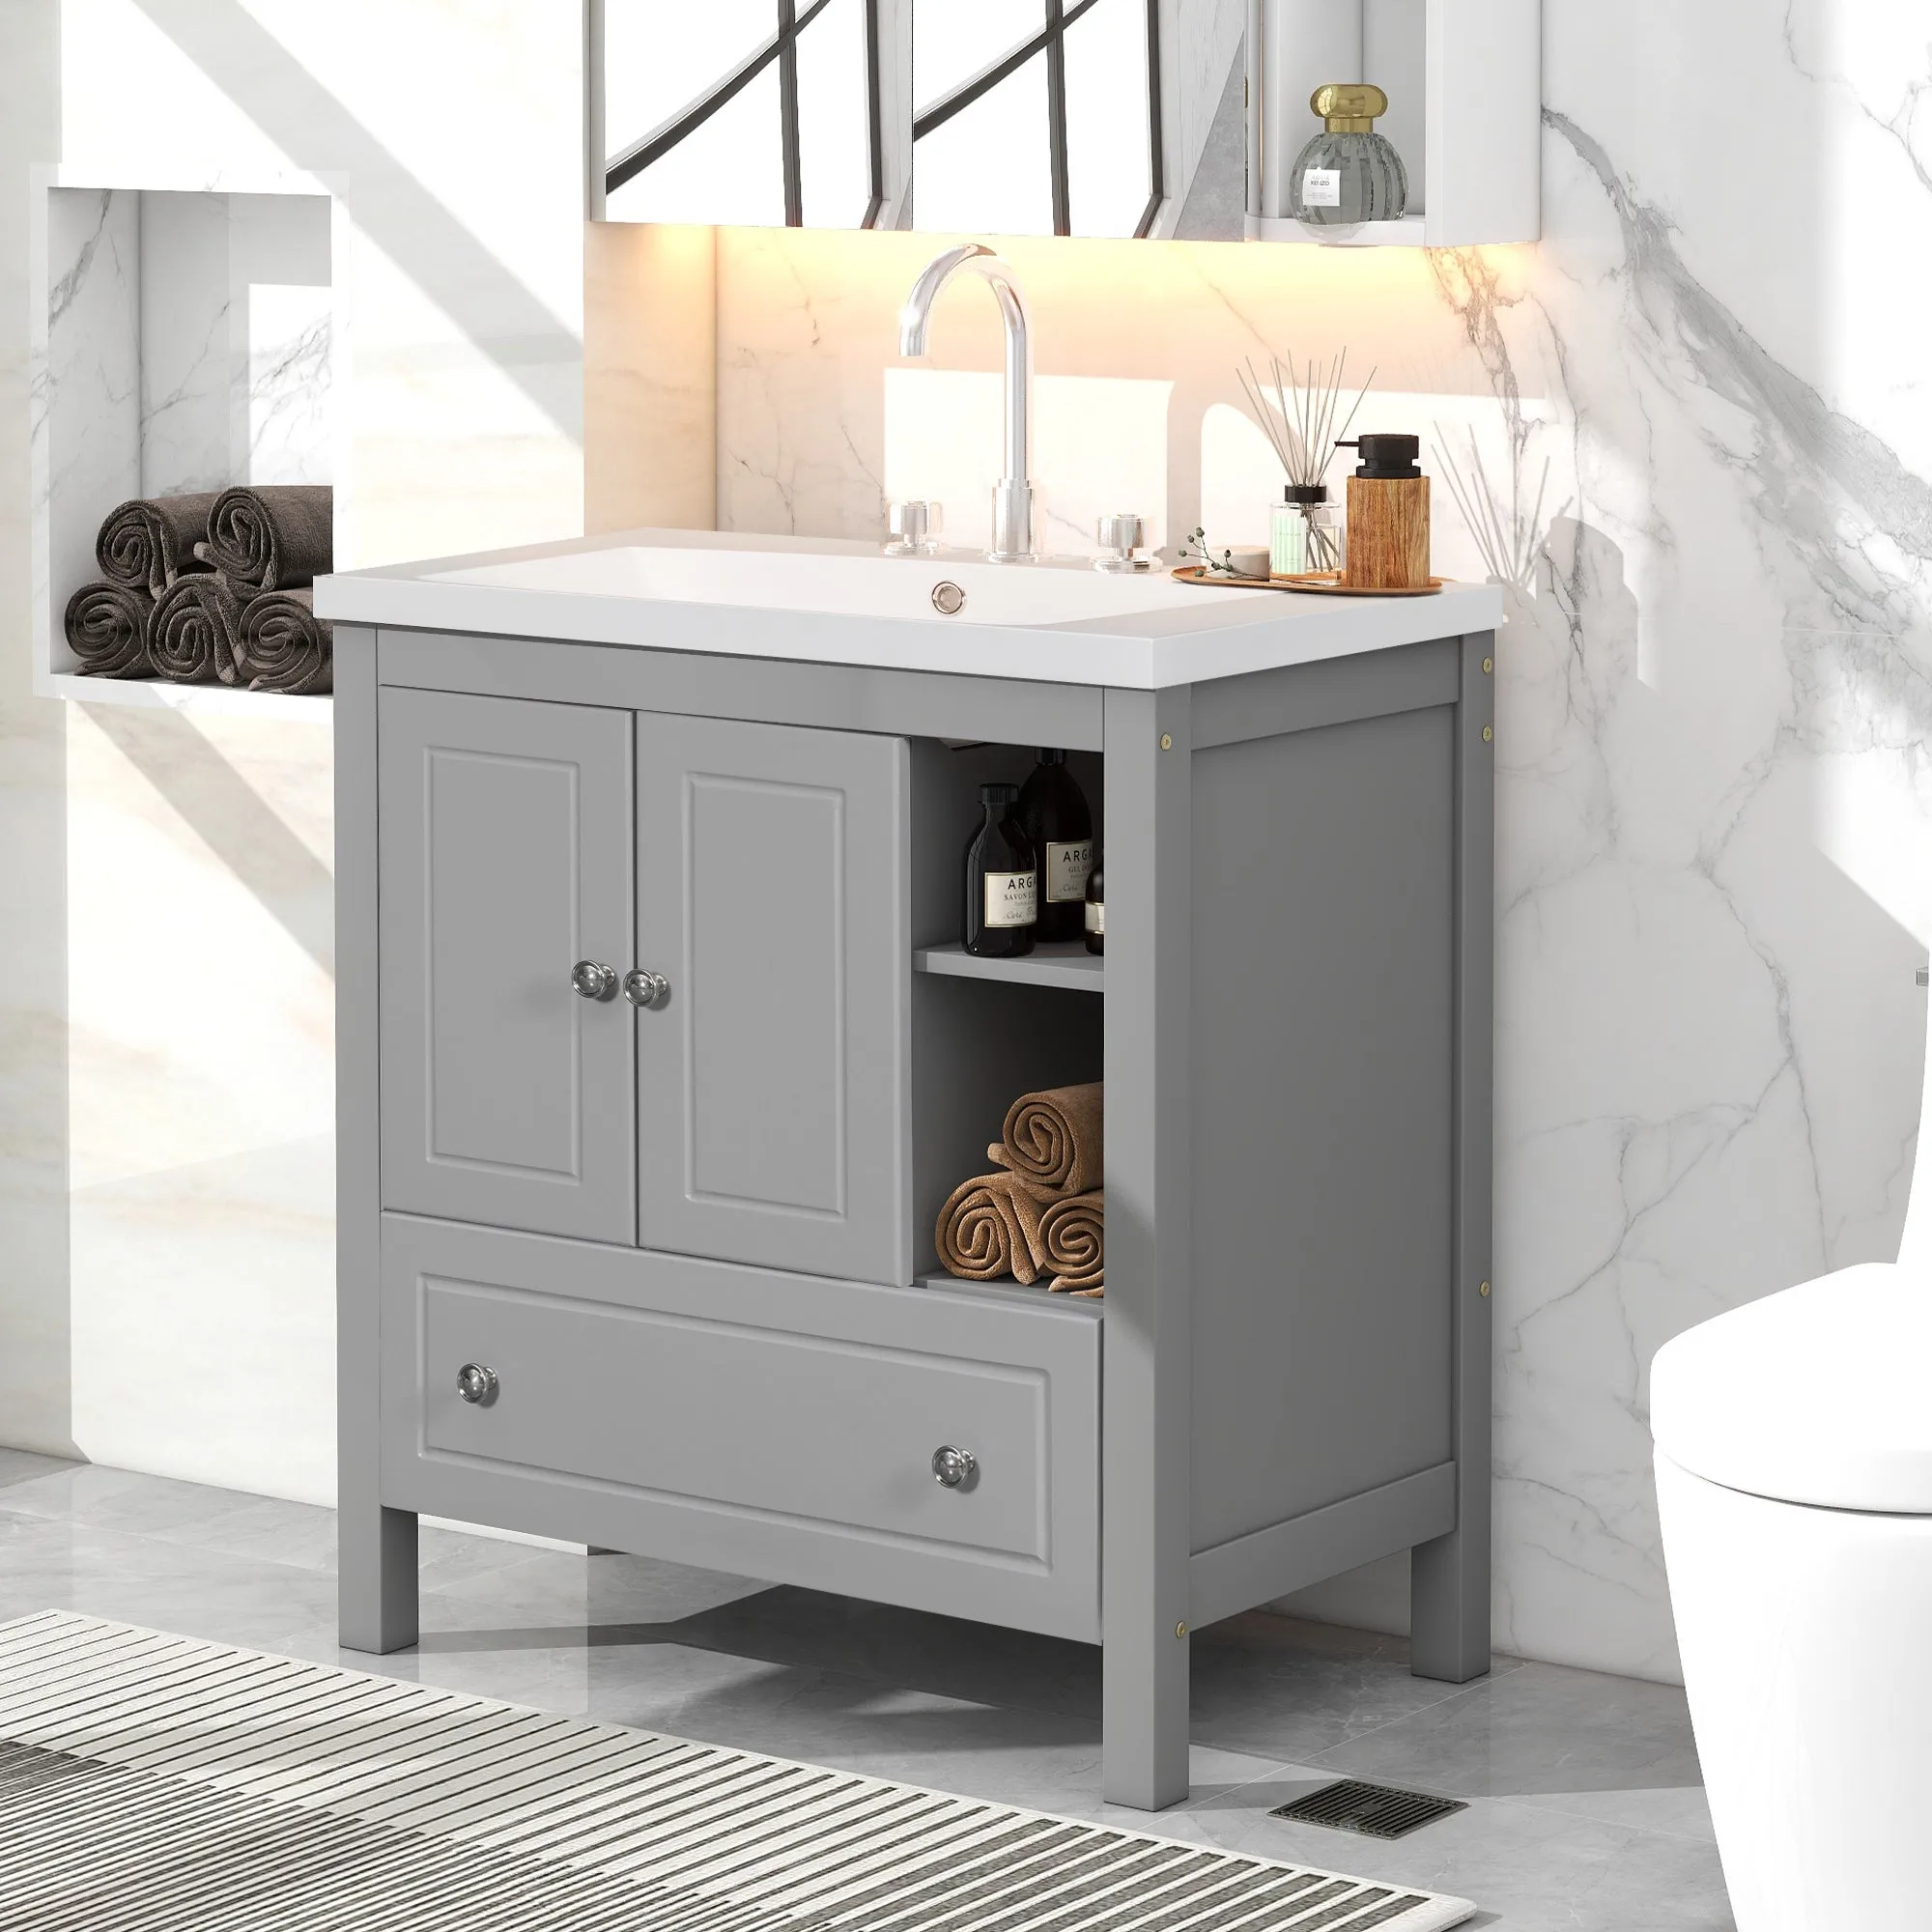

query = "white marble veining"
[688, 0, 1932, 1682]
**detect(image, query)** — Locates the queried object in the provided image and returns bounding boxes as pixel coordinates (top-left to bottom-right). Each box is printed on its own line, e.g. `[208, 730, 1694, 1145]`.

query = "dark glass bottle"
[1017, 749, 1094, 944]
[963, 781, 1037, 957]
[1084, 853, 1104, 955]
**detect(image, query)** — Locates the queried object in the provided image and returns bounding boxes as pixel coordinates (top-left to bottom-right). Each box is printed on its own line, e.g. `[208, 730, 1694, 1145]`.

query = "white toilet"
[1652, 1025, 1932, 1931]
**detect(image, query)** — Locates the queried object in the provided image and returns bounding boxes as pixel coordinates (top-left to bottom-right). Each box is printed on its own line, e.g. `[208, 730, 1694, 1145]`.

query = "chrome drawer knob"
[931, 1445, 977, 1489]
[623, 969, 670, 1009]
[456, 1363, 498, 1406]
[571, 960, 618, 1002]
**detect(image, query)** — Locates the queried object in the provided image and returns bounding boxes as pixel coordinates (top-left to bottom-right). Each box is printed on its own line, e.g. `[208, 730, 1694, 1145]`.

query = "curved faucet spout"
[897, 243, 1038, 563]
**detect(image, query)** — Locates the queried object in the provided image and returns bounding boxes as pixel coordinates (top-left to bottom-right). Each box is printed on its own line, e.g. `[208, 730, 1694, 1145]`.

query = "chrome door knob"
[623, 969, 670, 1009]
[456, 1363, 498, 1406]
[571, 960, 619, 1002]
[931, 1445, 977, 1489]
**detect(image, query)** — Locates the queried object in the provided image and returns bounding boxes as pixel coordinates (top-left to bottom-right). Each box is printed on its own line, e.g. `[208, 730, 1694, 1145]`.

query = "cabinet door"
[635, 713, 909, 1283]
[379, 689, 636, 1242]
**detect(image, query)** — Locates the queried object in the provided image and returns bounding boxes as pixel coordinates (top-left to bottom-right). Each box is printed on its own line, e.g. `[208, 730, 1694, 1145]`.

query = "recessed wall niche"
[32, 181, 336, 714]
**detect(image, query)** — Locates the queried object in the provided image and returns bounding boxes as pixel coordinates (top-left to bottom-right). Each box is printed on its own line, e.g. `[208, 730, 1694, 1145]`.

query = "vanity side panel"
[336, 623, 418, 1652]
[1188, 696, 1456, 1554]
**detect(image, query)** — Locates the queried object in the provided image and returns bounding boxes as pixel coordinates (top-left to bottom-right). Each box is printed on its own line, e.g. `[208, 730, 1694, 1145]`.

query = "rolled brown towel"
[935, 1173, 1046, 1286]
[998, 1083, 1103, 1198]
[1039, 1191, 1104, 1296]
[64, 581, 154, 678]
[203, 485, 333, 590]
[150, 574, 243, 684]
[95, 493, 220, 598]
[237, 587, 333, 695]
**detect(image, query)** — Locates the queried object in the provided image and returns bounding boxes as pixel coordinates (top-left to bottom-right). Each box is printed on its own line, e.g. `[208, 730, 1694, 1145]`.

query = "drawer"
[381, 1216, 1100, 1640]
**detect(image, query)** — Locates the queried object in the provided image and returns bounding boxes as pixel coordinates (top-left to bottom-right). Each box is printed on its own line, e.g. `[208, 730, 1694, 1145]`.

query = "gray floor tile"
[1310, 1655, 1702, 1800]
[1182, 1769, 1733, 1930]
[1189, 1610, 1525, 1762]
[0, 1449, 74, 1492]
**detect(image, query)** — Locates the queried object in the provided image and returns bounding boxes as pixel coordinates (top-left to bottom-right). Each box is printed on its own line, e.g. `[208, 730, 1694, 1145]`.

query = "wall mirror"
[589, 1, 1533, 247]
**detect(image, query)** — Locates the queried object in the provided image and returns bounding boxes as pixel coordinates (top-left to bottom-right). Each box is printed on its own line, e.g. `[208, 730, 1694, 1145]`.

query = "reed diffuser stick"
[1237, 351, 1378, 492]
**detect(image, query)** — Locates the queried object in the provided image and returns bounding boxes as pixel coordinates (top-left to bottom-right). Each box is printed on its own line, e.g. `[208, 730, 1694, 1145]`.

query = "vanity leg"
[334, 621, 417, 1656]
[339, 1505, 418, 1655]
[1100, 688, 1194, 1811]
[1412, 633, 1495, 1687]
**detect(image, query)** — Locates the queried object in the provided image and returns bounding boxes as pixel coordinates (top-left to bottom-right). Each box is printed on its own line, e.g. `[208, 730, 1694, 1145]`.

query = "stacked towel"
[150, 574, 243, 684]
[202, 485, 334, 591]
[234, 587, 333, 695]
[935, 1083, 1105, 1296]
[1038, 1192, 1105, 1296]
[935, 1174, 1043, 1286]
[999, 1083, 1104, 1196]
[64, 486, 333, 690]
[63, 582, 153, 678]
[96, 493, 221, 598]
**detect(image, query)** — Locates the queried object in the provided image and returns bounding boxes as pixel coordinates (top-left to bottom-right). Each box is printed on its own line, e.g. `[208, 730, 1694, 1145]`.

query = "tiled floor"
[0, 1447, 1733, 1929]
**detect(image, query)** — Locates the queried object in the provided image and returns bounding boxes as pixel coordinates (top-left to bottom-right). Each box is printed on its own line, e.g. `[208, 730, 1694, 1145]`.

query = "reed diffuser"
[1237, 351, 1376, 576]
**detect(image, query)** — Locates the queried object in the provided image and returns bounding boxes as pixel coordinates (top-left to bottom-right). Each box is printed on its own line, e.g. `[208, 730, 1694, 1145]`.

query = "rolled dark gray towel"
[237, 587, 333, 695]
[64, 581, 154, 678]
[203, 485, 333, 590]
[150, 574, 242, 683]
[95, 493, 220, 597]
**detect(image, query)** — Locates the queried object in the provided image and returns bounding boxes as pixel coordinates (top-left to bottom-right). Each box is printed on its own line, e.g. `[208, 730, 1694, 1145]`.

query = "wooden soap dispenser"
[1336, 433, 1429, 590]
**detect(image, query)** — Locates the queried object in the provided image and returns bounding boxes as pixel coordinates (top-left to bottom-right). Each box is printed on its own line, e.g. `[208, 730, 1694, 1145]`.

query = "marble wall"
[1, 0, 586, 1500]
[632, 0, 1932, 1681]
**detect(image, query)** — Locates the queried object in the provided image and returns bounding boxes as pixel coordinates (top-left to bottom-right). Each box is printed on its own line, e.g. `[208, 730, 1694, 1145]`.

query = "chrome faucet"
[898, 243, 1038, 564]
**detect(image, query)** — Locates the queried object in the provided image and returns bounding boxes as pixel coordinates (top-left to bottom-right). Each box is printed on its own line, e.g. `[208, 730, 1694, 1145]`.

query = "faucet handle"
[1094, 513, 1152, 573]
[886, 499, 943, 556]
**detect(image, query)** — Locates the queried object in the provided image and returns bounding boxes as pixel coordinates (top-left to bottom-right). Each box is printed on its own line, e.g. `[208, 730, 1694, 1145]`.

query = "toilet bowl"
[1652, 1263, 1932, 1932]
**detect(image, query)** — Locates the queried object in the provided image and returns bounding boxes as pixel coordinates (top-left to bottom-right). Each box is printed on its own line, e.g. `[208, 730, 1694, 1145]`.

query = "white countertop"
[315, 527, 1504, 691]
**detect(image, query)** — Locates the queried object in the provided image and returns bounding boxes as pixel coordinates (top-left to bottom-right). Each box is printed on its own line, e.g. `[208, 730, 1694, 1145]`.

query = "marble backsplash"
[596, 0, 1932, 1681]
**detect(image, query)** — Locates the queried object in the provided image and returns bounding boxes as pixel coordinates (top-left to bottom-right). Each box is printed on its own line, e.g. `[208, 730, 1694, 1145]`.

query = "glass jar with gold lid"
[1288, 84, 1408, 225]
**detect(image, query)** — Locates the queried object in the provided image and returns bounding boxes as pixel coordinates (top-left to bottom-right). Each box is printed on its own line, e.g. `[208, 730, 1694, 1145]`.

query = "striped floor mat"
[0, 1611, 1475, 1930]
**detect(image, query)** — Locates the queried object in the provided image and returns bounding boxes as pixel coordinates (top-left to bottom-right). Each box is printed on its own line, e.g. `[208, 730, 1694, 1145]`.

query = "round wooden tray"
[1171, 566, 1447, 596]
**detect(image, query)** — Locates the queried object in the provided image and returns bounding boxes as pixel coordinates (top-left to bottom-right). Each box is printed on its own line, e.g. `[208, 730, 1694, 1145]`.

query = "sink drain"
[1268, 1777, 1467, 1839]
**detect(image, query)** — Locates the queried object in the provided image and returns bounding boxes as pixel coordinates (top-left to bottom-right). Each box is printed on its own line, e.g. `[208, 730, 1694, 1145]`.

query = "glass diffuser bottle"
[1289, 84, 1408, 226]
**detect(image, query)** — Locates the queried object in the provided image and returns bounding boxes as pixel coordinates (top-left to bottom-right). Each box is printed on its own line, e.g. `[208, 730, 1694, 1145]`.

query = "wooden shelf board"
[913, 940, 1103, 992]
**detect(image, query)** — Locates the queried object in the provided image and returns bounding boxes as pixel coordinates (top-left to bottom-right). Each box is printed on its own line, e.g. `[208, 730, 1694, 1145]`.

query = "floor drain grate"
[1269, 1777, 1468, 1839]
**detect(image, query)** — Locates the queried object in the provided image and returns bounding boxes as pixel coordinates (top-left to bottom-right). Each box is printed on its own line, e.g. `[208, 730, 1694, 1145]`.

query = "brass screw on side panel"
[1176, 1622, 1188, 1639]
[1480, 1281, 1492, 1297]
[1482, 725, 1493, 743]
[1482, 656, 1493, 673]
[1160, 733, 1173, 750]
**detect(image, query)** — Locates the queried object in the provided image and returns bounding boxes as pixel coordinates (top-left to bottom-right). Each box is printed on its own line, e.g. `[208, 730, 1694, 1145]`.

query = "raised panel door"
[634, 713, 909, 1281]
[379, 689, 636, 1242]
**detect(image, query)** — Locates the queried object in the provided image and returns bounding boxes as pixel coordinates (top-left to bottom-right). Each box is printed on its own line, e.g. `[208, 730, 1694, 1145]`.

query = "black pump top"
[980, 781, 1019, 806]
[1037, 748, 1066, 765]
[1337, 433, 1422, 479]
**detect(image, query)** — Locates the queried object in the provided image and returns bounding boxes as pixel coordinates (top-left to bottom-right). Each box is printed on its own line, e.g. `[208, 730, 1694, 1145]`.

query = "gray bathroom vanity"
[323, 528, 1498, 1809]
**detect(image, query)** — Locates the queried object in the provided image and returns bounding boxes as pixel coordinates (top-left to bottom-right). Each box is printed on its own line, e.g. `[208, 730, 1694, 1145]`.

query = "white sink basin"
[432, 544, 1232, 629]
[316, 527, 1504, 690]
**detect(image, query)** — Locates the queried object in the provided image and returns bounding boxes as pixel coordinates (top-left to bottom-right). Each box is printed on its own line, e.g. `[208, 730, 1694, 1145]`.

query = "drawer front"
[382, 1216, 1099, 1639]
